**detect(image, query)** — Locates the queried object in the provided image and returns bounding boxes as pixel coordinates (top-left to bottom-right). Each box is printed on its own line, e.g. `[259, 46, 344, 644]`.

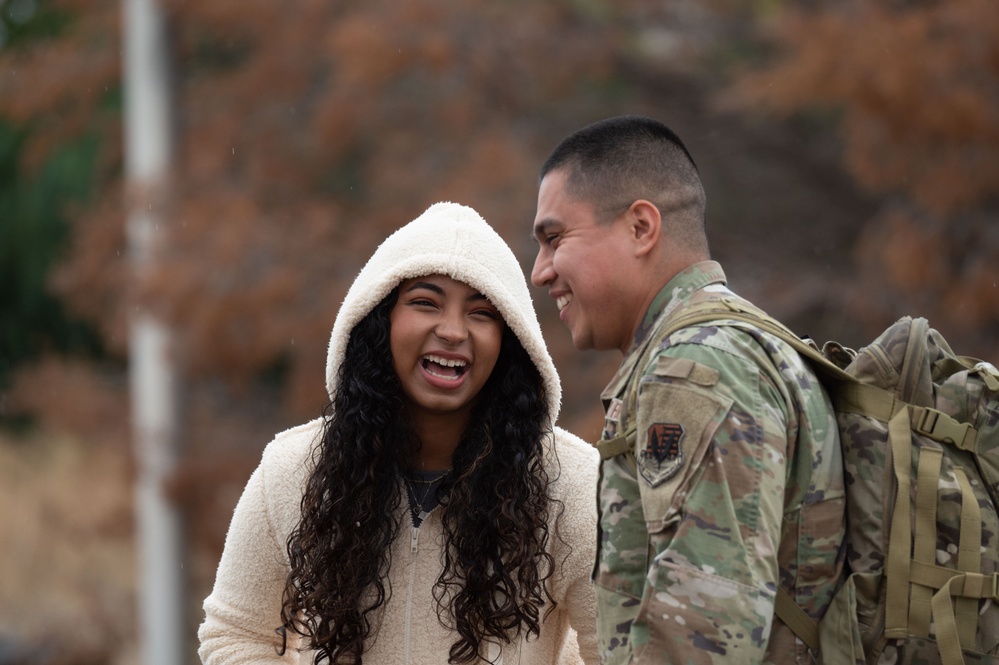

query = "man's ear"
[628, 199, 661, 257]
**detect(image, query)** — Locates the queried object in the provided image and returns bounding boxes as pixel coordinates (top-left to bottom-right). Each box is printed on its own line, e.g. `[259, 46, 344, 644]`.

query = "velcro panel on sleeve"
[654, 355, 721, 387]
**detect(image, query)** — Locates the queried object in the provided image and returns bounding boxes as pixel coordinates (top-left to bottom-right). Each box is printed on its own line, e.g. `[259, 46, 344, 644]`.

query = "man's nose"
[531, 251, 553, 288]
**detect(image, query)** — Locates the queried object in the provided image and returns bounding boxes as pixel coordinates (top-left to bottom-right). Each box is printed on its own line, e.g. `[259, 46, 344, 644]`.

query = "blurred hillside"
[1, 0, 997, 663]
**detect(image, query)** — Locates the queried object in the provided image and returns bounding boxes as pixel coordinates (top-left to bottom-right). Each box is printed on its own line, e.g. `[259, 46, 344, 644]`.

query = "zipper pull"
[411, 526, 419, 553]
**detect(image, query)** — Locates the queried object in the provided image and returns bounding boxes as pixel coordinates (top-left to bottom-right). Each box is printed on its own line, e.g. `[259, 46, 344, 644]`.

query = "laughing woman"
[198, 202, 599, 665]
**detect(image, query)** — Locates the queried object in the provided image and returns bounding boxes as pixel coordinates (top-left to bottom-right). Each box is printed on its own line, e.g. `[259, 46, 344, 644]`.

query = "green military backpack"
[661, 298, 999, 665]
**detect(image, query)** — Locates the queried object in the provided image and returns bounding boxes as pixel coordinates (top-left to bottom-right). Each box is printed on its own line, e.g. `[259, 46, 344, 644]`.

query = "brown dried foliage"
[5, 0, 996, 471]
[1, 0, 620, 427]
[0, 9, 628, 653]
[730, 0, 999, 360]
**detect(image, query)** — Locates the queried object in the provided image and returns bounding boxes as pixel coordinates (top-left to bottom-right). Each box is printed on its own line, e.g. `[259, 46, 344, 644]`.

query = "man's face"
[531, 168, 638, 354]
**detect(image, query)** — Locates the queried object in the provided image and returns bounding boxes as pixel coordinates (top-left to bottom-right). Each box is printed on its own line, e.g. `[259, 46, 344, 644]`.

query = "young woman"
[198, 202, 599, 664]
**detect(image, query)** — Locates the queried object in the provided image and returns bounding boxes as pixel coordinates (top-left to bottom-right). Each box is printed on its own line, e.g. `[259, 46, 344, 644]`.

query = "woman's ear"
[628, 199, 661, 257]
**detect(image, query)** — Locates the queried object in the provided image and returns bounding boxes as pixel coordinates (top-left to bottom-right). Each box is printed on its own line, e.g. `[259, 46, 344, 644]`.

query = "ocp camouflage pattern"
[831, 317, 999, 662]
[594, 261, 847, 664]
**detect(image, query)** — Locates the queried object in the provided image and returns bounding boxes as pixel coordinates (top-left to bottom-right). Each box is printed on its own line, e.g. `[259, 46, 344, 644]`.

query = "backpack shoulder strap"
[599, 297, 857, 465]
[657, 298, 856, 384]
[653, 299, 930, 423]
[776, 587, 821, 652]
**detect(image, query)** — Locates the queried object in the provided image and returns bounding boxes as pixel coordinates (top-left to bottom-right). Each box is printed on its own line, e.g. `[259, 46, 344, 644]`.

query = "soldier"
[530, 115, 847, 664]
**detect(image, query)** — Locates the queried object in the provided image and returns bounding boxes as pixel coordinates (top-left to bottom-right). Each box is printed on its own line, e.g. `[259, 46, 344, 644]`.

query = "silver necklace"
[404, 469, 450, 525]
[405, 469, 451, 484]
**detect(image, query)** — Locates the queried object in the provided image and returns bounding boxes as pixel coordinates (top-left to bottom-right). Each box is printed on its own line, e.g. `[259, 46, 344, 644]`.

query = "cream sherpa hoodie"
[198, 202, 599, 665]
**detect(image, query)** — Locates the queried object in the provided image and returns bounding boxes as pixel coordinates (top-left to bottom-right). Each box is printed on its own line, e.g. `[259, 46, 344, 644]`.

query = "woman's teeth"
[422, 355, 467, 378]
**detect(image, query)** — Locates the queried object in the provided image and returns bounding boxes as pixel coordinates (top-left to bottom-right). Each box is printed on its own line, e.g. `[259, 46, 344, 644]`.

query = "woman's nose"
[434, 310, 468, 344]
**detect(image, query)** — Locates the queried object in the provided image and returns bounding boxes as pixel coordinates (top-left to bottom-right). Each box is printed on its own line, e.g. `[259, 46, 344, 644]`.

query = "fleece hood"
[326, 201, 561, 422]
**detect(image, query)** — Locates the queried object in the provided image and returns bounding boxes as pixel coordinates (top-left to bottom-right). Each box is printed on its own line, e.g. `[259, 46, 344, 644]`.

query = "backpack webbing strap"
[932, 571, 999, 665]
[834, 382, 899, 422]
[933, 576, 967, 665]
[909, 562, 999, 599]
[911, 561, 999, 592]
[887, 430, 985, 656]
[774, 587, 819, 652]
[909, 447, 943, 637]
[912, 567, 999, 605]
[835, 385, 980, 452]
[910, 559, 998, 664]
[885, 408, 915, 638]
[954, 467, 983, 648]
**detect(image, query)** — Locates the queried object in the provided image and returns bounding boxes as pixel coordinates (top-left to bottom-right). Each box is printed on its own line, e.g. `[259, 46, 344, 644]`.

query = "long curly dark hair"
[280, 288, 561, 664]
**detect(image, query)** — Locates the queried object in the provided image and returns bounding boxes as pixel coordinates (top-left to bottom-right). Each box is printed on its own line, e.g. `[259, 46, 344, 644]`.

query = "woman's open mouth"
[422, 354, 467, 381]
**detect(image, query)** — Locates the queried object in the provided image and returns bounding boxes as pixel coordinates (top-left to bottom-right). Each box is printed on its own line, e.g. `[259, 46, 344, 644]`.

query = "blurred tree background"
[0, 0, 996, 662]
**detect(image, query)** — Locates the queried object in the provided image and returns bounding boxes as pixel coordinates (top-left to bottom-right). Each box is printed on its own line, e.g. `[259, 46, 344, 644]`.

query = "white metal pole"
[122, 1, 185, 665]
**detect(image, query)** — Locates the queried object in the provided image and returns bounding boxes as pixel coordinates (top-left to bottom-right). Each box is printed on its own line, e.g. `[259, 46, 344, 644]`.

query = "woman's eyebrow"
[404, 281, 490, 304]
[404, 281, 444, 295]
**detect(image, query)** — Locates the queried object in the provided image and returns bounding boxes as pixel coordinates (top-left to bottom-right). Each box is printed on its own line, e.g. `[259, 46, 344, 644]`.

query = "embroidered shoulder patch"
[638, 422, 685, 487]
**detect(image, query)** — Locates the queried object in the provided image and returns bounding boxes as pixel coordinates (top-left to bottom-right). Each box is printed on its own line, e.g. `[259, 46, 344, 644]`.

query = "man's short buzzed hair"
[540, 115, 709, 256]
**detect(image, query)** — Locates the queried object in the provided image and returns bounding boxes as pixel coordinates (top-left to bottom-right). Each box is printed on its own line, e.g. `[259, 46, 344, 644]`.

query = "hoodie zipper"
[404, 507, 436, 665]
[404, 524, 419, 665]
[403, 510, 505, 665]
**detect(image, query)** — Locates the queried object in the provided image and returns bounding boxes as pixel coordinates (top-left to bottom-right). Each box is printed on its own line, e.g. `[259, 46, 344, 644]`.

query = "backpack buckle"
[912, 408, 976, 451]
[959, 572, 999, 601]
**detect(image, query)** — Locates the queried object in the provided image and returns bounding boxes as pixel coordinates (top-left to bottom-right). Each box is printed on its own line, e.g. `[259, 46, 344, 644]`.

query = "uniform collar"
[600, 260, 727, 404]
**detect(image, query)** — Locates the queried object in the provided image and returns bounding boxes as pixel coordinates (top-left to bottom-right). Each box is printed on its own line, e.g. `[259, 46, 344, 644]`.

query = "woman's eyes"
[470, 308, 500, 320]
[409, 298, 437, 308]
[407, 298, 498, 320]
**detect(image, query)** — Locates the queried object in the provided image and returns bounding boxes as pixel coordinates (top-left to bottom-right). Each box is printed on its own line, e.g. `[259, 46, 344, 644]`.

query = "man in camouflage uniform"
[529, 115, 847, 664]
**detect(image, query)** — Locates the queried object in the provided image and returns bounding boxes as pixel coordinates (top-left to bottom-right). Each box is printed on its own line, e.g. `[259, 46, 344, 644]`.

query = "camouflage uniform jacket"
[594, 261, 847, 664]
